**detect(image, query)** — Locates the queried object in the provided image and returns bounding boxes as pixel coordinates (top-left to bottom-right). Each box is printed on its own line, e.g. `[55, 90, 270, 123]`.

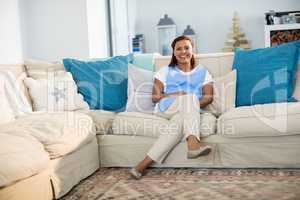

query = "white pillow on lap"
[126, 64, 155, 113]
[24, 72, 89, 112]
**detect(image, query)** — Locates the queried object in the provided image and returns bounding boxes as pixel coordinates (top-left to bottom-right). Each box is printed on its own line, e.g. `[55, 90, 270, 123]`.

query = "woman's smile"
[174, 39, 193, 65]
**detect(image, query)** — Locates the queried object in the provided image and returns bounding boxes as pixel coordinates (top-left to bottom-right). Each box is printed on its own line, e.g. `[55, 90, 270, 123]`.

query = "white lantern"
[183, 25, 197, 53]
[157, 14, 177, 56]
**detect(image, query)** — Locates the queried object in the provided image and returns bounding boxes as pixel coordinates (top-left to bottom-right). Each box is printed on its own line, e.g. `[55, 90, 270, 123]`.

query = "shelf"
[265, 23, 300, 31]
[264, 23, 300, 47]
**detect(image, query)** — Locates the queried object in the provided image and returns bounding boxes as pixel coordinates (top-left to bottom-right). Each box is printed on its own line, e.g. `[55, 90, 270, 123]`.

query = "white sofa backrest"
[0, 64, 32, 108]
[154, 52, 234, 78]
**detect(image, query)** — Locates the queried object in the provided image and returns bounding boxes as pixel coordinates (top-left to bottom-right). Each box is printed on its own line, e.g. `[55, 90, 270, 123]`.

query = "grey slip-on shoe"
[187, 145, 212, 159]
[130, 168, 142, 180]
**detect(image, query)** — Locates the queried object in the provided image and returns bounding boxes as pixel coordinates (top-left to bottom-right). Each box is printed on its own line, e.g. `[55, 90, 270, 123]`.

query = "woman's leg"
[174, 94, 211, 156]
[133, 113, 183, 176]
[147, 113, 183, 163]
[134, 155, 154, 173]
[131, 94, 208, 178]
[177, 94, 202, 149]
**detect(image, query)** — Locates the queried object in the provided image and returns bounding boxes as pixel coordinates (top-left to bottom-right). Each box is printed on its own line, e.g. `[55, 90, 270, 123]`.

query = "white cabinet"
[264, 23, 300, 47]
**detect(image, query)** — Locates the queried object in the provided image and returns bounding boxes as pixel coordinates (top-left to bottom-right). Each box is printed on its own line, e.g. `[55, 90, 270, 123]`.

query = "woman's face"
[174, 39, 193, 65]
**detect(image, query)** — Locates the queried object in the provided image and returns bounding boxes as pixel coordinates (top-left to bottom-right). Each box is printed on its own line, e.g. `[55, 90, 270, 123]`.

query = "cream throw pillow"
[0, 71, 33, 116]
[203, 70, 236, 116]
[24, 59, 65, 79]
[24, 72, 89, 112]
[0, 79, 15, 124]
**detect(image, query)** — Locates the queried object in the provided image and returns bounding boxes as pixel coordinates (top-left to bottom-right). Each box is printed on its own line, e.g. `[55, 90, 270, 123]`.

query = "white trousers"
[147, 94, 201, 163]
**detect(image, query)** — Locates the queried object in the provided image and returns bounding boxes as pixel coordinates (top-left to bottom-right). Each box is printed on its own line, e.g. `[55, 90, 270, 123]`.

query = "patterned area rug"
[61, 168, 300, 200]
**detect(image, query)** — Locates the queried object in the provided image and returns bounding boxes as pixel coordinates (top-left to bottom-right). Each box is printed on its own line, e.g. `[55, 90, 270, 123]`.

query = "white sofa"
[0, 52, 300, 200]
[96, 53, 300, 168]
[0, 65, 99, 200]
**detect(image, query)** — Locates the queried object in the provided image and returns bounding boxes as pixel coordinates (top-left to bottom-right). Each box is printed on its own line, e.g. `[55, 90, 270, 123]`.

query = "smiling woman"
[130, 35, 214, 179]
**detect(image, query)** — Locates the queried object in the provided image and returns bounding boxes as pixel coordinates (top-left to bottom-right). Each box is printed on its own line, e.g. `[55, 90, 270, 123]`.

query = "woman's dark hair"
[168, 35, 196, 68]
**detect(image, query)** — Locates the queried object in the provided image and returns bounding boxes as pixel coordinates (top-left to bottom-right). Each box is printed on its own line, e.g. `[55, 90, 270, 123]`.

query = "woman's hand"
[199, 83, 213, 108]
[152, 78, 187, 103]
[152, 79, 165, 103]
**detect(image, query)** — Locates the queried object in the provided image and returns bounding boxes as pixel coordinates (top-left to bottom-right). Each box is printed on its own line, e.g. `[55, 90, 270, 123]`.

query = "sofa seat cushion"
[0, 132, 50, 187]
[112, 111, 216, 138]
[218, 102, 300, 138]
[84, 110, 116, 134]
[3, 112, 95, 159]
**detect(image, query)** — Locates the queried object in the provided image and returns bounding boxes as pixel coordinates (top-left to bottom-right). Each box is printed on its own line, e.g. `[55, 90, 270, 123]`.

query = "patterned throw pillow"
[24, 72, 89, 111]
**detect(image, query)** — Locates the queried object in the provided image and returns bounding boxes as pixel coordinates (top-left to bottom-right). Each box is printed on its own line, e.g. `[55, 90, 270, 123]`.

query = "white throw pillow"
[203, 70, 237, 116]
[24, 72, 89, 112]
[24, 59, 65, 79]
[0, 79, 15, 124]
[0, 71, 33, 116]
[126, 64, 155, 113]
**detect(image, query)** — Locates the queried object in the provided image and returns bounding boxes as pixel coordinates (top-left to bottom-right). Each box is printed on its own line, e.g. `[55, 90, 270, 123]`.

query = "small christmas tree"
[222, 12, 251, 52]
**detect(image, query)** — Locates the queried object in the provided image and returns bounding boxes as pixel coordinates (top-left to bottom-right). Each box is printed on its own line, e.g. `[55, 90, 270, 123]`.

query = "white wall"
[0, 0, 23, 64]
[19, 0, 91, 61]
[134, 0, 300, 53]
[19, 0, 110, 61]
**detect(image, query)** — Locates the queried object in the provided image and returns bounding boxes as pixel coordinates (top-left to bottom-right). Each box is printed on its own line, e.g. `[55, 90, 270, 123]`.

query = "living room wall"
[19, 0, 110, 61]
[133, 0, 300, 53]
[0, 0, 23, 64]
[19, 0, 90, 61]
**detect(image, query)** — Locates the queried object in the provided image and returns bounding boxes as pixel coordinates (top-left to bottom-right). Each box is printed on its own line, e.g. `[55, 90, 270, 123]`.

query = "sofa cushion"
[218, 102, 300, 138]
[84, 109, 116, 134]
[112, 111, 216, 138]
[0, 132, 50, 187]
[233, 43, 299, 107]
[4, 112, 95, 159]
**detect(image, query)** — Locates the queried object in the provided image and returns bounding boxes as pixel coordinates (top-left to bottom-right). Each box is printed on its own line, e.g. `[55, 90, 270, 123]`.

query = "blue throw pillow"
[233, 42, 299, 107]
[63, 54, 133, 111]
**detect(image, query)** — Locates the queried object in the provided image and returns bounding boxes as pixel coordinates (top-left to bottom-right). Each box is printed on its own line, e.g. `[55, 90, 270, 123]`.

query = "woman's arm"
[152, 78, 187, 103]
[152, 79, 165, 103]
[199, 83, 213, 108]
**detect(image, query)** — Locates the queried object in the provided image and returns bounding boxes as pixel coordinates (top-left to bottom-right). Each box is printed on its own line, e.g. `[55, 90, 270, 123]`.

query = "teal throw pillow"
[63, 54, 133, 111]
[233, 42, 299, 107]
